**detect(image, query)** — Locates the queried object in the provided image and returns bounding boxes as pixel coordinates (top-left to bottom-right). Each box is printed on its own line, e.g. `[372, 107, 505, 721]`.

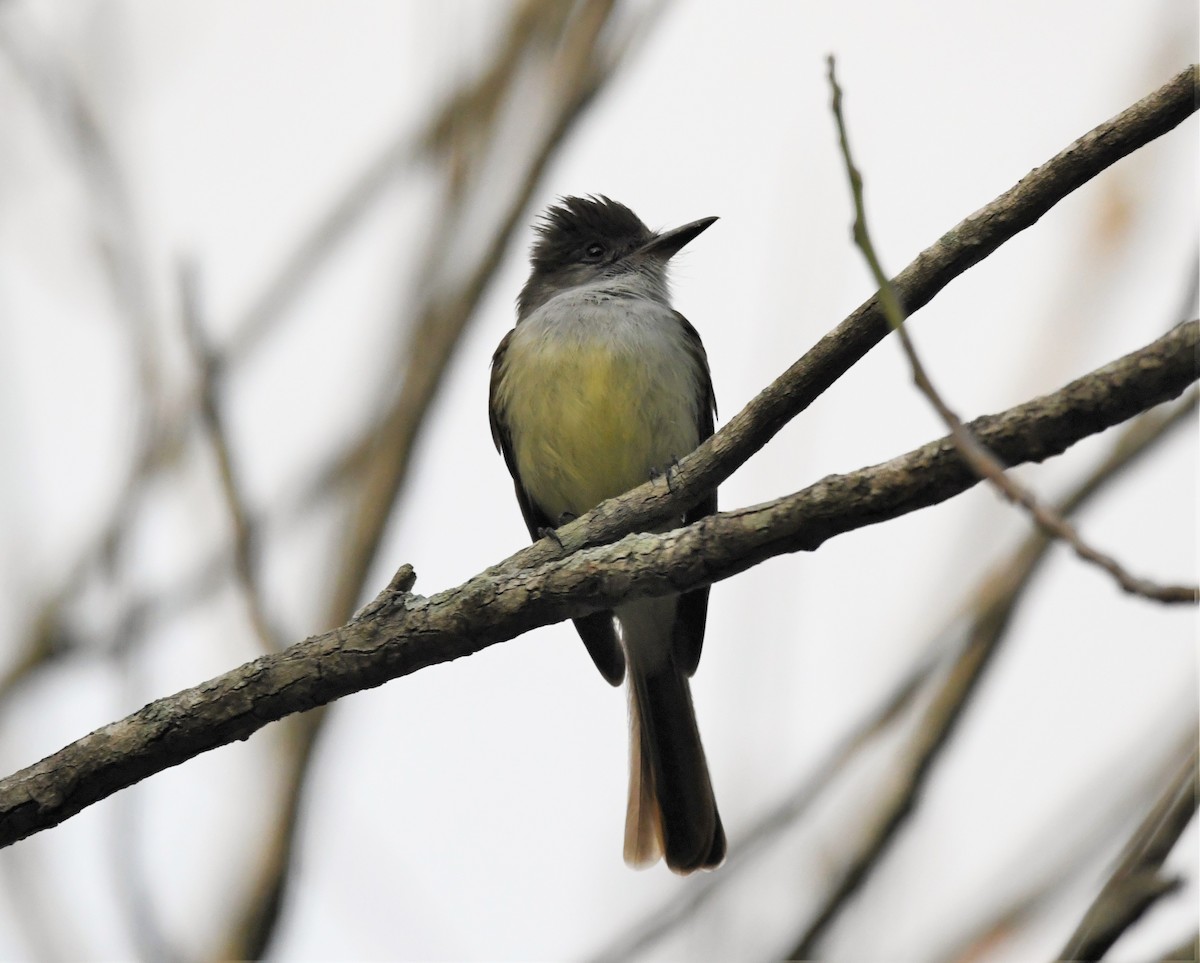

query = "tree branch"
[593, 386, 1197, 963]
[0, 320, 1193, 849]
[827, 54, 1196, 603]
[218, 5, 635, 957]
[516, 64, 1199, 568]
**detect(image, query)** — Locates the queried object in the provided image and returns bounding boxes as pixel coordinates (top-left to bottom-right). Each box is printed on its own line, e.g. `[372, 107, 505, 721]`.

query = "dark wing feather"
[670, 312, 717, 677]
[489, 332, 554, 540]
[489, 330, 626, 685]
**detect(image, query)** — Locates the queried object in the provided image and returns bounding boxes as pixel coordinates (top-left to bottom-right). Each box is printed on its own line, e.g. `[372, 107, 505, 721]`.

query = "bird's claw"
[651, 458, 683, 493]
[537, 512, 577, 549]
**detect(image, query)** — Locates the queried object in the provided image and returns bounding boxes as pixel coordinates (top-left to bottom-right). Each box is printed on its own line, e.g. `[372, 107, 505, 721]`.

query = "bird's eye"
[582, 241, 606, 262]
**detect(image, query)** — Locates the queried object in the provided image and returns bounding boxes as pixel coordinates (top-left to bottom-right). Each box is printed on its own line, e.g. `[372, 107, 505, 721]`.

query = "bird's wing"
[671, 311, 717, 677]
[489, 329, 626, 685]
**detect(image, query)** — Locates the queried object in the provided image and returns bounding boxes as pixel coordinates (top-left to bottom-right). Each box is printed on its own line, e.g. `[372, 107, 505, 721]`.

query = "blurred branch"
[0, 320, 1193, 850]
[929, 719, 1195, 963]
[215, 710, 318, 962]
[219, 3, 639, 958]
[0, 0, 620, 701]
[180, 263, 284, 654]
[0, 4, 644, 953]
[826, 55, 1197, 604]
[0, 609, 73, 704]
[784, 585, 1041, 955]
[0, 21, 185, 952]
[0, 9, 160, 394]
[596, 384, 1198, 963]
[111, 790, 186, 963]
[880, 236, 1199, 963]
[496, 63, 1200, 575]
[1059, 741, 1199, 961]
[593, 656, 942, 963]
[326, 0, 625, 625]
[783, 381, 1198, 955]
[0, 7, 180, 704]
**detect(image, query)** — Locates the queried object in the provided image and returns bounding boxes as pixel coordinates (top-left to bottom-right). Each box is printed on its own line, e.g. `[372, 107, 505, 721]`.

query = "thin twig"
[781, 60, 1199, 961]
[826, 55, 1197, 605]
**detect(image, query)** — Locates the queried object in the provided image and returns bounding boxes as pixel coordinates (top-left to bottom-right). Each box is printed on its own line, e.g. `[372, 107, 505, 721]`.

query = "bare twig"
[784, 385, 1198, 959]
[826, 55, 1197, 604]
[0, 321, 1192, 851]
[780, 61, 1199, 959]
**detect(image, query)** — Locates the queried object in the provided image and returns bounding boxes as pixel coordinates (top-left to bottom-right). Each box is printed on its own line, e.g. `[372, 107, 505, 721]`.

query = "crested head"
[517, 195, 663, 319]
[529, 195, 653, 270]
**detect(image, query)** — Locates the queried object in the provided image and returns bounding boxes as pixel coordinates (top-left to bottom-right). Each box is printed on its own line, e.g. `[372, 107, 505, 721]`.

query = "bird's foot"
[650, 458, 683, 493]
[537, 512, 577, 549]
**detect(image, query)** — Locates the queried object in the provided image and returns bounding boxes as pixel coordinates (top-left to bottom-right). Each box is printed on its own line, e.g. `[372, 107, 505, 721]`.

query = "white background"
[0, 1, 1196, 960]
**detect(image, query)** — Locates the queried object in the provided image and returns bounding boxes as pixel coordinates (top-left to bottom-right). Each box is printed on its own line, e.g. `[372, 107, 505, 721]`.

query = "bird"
[488, 195, 724, 873]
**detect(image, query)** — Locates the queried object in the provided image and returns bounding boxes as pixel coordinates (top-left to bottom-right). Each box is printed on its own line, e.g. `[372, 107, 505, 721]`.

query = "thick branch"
[0, 320, 1193, 849]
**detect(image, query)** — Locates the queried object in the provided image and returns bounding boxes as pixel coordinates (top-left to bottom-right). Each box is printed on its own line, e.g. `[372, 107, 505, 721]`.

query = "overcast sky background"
[0, 2, 1196, 960]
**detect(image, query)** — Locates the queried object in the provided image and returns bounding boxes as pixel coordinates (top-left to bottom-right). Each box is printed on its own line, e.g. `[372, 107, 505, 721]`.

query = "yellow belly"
[503, 339, 698, 524]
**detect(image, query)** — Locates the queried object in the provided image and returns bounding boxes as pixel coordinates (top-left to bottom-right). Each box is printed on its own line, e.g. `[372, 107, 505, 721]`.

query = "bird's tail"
[619, 599, 725, 874]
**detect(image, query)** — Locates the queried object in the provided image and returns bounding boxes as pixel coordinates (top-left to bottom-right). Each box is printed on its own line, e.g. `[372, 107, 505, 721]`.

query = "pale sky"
[0, 2, 1196, 960]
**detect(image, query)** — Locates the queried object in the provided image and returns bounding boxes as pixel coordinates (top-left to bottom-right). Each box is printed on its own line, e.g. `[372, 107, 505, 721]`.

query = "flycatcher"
[489, 195, 724, 873]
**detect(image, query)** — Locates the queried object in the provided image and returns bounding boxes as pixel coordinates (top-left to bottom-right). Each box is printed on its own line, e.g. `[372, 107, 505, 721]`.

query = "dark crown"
[529, 195, 651, 270]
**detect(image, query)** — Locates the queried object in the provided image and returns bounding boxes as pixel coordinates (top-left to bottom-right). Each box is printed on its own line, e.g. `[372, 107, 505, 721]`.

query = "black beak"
[637, 216, 718, 261]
